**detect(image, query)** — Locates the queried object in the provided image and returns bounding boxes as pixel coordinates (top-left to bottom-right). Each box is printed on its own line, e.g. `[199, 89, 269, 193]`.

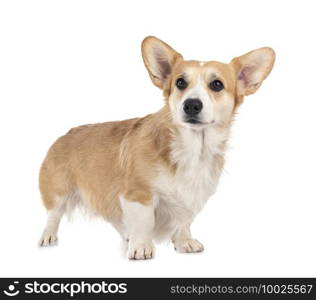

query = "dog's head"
[142, 36, 275, 129]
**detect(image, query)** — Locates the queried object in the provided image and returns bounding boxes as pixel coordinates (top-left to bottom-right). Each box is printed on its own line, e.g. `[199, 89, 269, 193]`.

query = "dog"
[39, 36, 275, 259]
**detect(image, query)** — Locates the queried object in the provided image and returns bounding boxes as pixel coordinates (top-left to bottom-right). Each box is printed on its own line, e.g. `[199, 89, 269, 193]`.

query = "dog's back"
[39, 118, 139, 223]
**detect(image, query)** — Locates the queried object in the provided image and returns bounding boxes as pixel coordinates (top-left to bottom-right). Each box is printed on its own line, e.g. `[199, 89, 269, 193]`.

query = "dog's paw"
[127, 241, 155, 260]
[39, 232, 58, 247]
[174, 238, 204, 253]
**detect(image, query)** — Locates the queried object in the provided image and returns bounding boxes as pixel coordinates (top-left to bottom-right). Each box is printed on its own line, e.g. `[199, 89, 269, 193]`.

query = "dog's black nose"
[183, 98, 203, 116]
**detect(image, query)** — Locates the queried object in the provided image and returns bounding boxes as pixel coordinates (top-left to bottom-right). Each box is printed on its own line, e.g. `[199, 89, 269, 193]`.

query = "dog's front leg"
[120, 195, 155, 260]
[172, 223, 204, 253]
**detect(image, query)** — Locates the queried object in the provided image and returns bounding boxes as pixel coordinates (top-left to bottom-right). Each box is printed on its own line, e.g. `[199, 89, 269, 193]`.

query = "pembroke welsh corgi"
[39, 36, 275, 259]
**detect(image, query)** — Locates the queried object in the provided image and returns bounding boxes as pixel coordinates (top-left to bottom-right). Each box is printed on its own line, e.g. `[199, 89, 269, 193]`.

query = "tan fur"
[39, 106, 175, 222]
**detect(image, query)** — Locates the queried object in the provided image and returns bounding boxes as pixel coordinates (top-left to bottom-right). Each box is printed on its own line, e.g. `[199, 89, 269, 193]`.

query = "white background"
[0, 0, 315, 277]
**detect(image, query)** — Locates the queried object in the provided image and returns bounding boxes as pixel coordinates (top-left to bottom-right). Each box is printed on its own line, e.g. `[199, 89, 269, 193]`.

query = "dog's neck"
[149, 107, 231, 172]
[170, 124, 230, 169]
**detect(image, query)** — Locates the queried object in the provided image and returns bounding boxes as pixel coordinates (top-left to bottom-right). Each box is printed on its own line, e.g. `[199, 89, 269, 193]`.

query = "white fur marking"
[152, 126, 228, 240]
[174, 238, 204, 253]
[183, 76, 214, 124]
[39, 196, 65, 247]
[119, 196, 155, 259]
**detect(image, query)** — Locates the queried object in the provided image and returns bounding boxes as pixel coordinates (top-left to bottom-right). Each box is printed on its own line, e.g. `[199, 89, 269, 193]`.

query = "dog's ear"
[231, 47, 275, 97]
[142, 36, 183, 89]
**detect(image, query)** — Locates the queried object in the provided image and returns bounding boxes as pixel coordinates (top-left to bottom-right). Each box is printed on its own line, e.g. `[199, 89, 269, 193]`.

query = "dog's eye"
[175, 78, 188, 90]
[209, 79, 224, 92]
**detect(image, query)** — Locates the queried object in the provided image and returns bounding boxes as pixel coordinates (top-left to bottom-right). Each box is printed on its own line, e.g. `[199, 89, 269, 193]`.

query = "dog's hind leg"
[39, 195, 66, 247]
[39, 154, 75, 247]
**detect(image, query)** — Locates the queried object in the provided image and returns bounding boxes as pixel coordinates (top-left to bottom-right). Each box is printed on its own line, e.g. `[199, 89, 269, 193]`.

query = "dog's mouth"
[186, 118, 201, 124]
[183, 118, 215, 127]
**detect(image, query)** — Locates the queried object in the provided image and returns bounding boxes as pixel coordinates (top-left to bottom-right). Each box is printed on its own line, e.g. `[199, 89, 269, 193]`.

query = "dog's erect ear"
[231, 47, 275, 97]
[142, 36, 183, 89]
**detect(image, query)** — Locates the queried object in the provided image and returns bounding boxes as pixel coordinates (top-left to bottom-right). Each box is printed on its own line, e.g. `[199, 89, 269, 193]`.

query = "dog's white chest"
[153, 127, 228, 228]
[155, 160, 216, 215]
